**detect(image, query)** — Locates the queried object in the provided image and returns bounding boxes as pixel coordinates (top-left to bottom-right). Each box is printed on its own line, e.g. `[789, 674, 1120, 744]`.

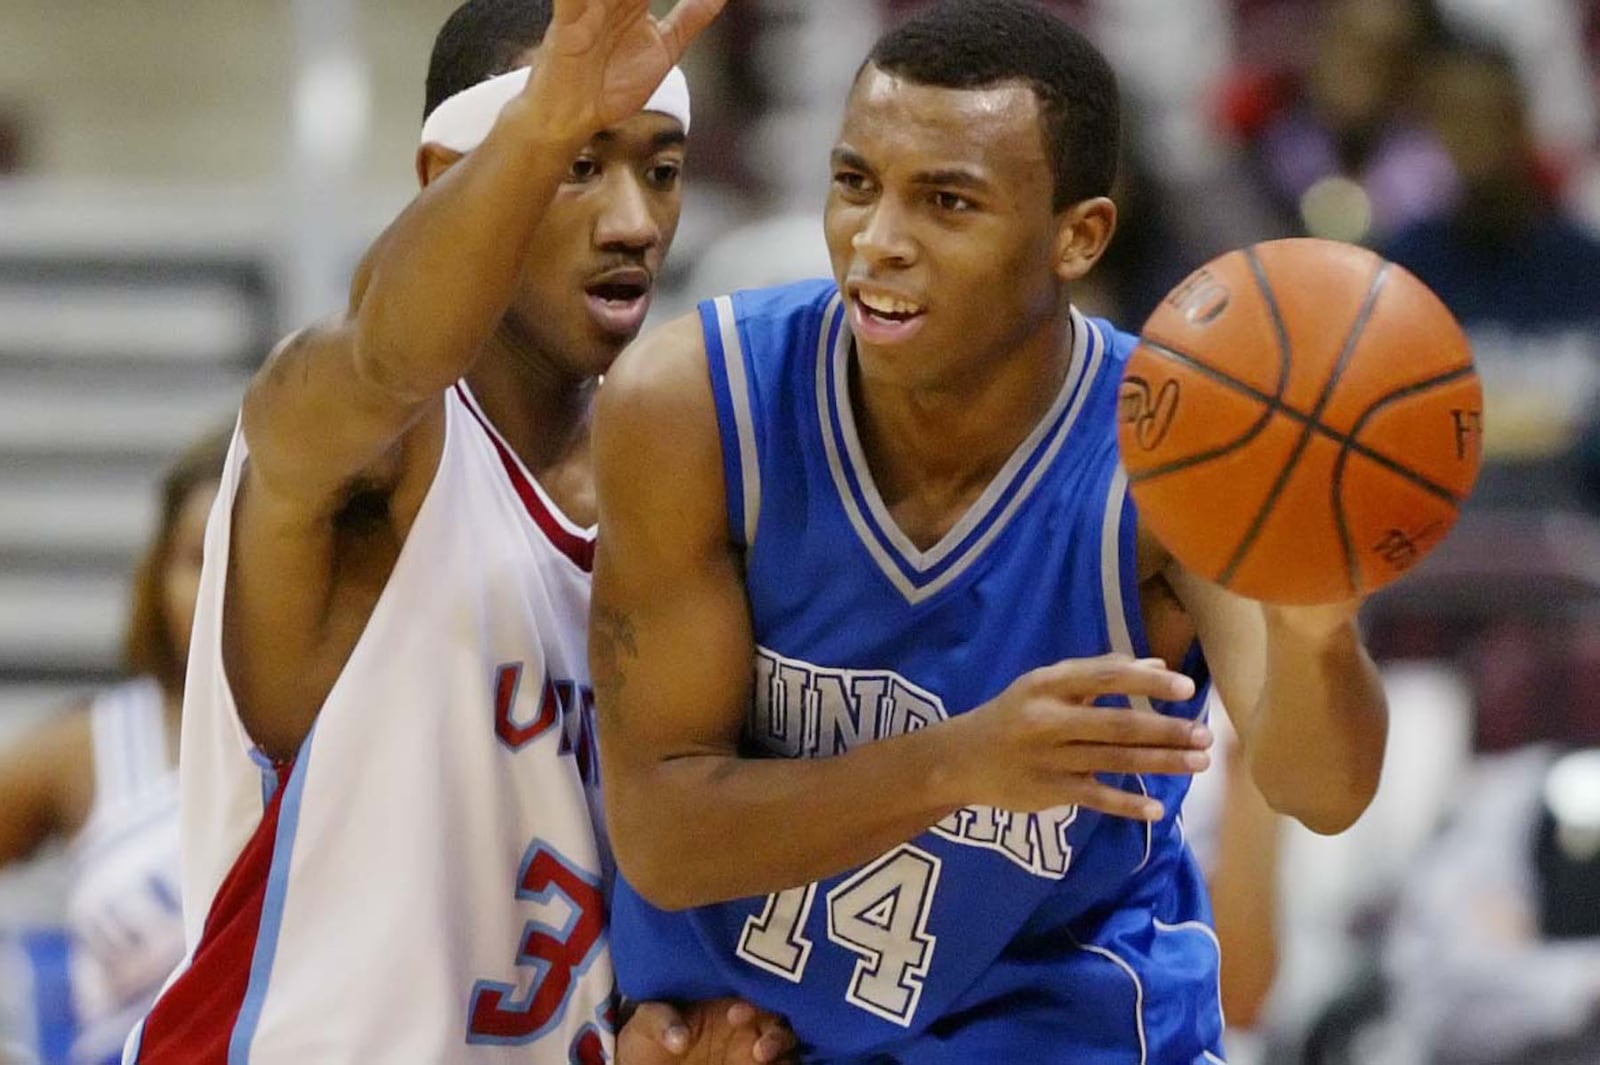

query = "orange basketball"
[1117, 238, 1483, 605]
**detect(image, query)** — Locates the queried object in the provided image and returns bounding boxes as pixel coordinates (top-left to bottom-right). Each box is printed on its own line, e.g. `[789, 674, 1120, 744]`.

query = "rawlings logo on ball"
[1163, 269, 1231, 325]
[1119, 376, 1181, 451]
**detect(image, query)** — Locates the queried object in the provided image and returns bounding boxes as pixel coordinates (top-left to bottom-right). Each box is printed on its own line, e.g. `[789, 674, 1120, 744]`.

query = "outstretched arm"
[1167, 561, 1387, 834]
[593, 316, 1210, 909]
[228, 0, 725, 759]
[0, 707, 92, 865]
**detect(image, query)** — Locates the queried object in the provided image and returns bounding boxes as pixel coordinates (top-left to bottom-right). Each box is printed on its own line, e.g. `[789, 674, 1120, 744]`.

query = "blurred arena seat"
[0, 184, 277, 719]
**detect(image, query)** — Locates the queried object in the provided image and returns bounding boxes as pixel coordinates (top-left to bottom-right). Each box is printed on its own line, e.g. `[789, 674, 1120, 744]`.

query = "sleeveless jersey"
[68, 678, 184, 1064]
[611, 281, 1227, 1064]
[128, 384, 614, 1064]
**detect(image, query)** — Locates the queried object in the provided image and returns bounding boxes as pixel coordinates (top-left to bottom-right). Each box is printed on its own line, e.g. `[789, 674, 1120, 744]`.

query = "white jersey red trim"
[130, 385, 611, 1063]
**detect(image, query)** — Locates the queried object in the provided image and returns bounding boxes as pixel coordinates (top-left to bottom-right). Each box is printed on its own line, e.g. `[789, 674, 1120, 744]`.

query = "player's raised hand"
[618, 999, 797, 1065]
[950, 654, 1212, 820]
[526, 0, 727, 139]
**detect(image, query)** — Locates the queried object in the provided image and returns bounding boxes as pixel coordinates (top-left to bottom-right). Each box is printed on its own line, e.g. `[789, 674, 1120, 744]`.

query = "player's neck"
[467, 328, 597, 478]
[852, 316, 1073, 546]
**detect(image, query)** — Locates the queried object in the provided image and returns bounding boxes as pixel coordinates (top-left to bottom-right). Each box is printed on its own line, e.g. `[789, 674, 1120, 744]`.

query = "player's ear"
[416, 143, 464, 188]
[1052, 196, 1117, 284]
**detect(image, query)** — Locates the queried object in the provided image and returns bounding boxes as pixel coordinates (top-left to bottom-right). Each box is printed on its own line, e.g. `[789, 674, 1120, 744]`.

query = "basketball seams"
[1127, 339, 1278, 481]
[1329, 364, 1474, 592]
[1215, 259, 1390, 589]
[1124, 248, 1294, 485]
[1132, 336, 1472, 513]
[1124, 238, 1481, 604]
[1242, 246, 1295, 407]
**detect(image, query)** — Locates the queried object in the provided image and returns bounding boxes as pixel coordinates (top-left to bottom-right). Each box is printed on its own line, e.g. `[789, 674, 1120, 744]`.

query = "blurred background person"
[1383, 38, 1600, 513]
[1221, 0, 1457, 245]
[0, 427, 228, 1064]
[1383, 744, 1600, 1065]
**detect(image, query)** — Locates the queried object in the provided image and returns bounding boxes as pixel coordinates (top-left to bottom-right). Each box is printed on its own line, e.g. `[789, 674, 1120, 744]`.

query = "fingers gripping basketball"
[1118, 238, 1483, 604]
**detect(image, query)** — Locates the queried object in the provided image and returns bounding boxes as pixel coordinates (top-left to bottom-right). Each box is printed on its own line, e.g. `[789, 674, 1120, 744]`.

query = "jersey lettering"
[737, 845, 942, 1027]
[750, 649, 1078, 880]
[495, 665, 599, 790]
[467, 841, 606, 1046]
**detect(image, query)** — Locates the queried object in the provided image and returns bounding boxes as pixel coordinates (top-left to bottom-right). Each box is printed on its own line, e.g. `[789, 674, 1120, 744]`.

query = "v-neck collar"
[454, 382, 597, 572]
[817, 298, 1104, 605]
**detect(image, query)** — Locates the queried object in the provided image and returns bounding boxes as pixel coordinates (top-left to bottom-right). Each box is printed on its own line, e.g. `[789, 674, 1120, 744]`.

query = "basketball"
[1118, 238, 1483, 605]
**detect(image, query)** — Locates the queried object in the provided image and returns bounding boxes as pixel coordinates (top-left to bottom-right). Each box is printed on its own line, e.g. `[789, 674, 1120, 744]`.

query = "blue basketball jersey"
[611, 280, 1227, 1064]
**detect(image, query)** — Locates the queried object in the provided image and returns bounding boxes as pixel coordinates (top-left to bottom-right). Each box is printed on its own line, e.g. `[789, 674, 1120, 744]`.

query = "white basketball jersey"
[128, 384, 613, 1064]
[68, 678, 184, 1063]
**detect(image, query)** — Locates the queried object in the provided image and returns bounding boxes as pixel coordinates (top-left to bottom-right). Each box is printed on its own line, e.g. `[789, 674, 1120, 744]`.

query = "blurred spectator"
[1384, 745, 1600, 1065]
[1181, 702, 1283, 1065]
[1223, 0, 1457, 244]
[1074, 117, 1213, 326]
[0, 427, 229, 1064]
[1434, 0, 1597, 176]
[1382, 40, 1600, 512]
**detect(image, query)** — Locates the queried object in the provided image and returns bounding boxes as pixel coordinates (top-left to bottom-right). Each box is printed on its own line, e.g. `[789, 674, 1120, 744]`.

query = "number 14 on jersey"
[736, 844, 943, 1027]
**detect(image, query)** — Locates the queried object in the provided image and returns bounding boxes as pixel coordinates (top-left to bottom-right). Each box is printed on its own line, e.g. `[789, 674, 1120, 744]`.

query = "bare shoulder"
[597, 311, 712, 427]
[593, 312, 728, 558]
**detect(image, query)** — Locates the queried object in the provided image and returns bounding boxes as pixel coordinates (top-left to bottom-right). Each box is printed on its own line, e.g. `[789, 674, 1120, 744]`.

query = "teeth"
[859, 292, 920, 317]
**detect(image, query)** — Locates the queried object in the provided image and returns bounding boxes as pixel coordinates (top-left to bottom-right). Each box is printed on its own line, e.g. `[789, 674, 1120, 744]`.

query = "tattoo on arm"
[592, 604, 638, 727]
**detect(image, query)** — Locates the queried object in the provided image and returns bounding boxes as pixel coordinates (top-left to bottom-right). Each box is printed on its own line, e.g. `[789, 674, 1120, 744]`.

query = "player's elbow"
[610, 829, 702, 912]
[607, 797, 706, 912]
[1264, 776, 1376, 835]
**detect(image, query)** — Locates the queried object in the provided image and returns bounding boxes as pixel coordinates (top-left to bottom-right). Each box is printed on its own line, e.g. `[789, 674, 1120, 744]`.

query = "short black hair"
[424, 0, 554, 121]
[867, 0, 1120, 209]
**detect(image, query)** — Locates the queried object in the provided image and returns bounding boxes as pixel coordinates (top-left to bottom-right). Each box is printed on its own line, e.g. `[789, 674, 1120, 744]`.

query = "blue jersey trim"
[702, 297, 762, 548]
[249, 747, 279, 808]
[21, 928, 77, 1063]
[820, 311, 1105, 604]
[228, 725, 317, 1064]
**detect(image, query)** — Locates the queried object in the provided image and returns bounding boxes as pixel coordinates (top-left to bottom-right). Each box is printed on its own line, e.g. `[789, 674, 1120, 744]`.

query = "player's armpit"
[239, 319, 435, 514]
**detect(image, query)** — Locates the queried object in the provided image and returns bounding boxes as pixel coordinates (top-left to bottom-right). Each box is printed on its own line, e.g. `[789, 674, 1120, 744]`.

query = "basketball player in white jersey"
[127, 0, 791, 1061]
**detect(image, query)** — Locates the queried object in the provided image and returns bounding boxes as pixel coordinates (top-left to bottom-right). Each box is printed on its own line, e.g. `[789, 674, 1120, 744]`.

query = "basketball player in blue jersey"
[592, 1, 1390, 1061]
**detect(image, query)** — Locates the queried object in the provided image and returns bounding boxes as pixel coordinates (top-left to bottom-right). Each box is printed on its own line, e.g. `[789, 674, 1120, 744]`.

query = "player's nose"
[595, 173, 661, 253]
[851, 198, 916, 268]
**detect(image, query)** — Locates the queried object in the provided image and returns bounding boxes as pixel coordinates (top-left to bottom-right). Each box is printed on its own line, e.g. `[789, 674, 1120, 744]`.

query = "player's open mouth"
[585, 268, 654, 337]
[849, 287, 928, 346]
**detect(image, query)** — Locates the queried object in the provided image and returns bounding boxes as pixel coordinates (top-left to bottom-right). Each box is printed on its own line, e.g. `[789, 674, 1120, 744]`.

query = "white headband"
[420, 66, 691, 152]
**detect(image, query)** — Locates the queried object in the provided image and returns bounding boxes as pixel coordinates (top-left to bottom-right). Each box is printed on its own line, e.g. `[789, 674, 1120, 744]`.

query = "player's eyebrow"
[831, 148, 994, 195]
[831, 147, 874, 172]
[591, 128, 688, 151]
[911, 168, 993, 194]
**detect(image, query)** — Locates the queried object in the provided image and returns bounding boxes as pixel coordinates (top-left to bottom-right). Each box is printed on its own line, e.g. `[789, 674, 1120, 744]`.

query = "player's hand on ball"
[618, 999, 797, 1065]
[950, 654, 1211, 821]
